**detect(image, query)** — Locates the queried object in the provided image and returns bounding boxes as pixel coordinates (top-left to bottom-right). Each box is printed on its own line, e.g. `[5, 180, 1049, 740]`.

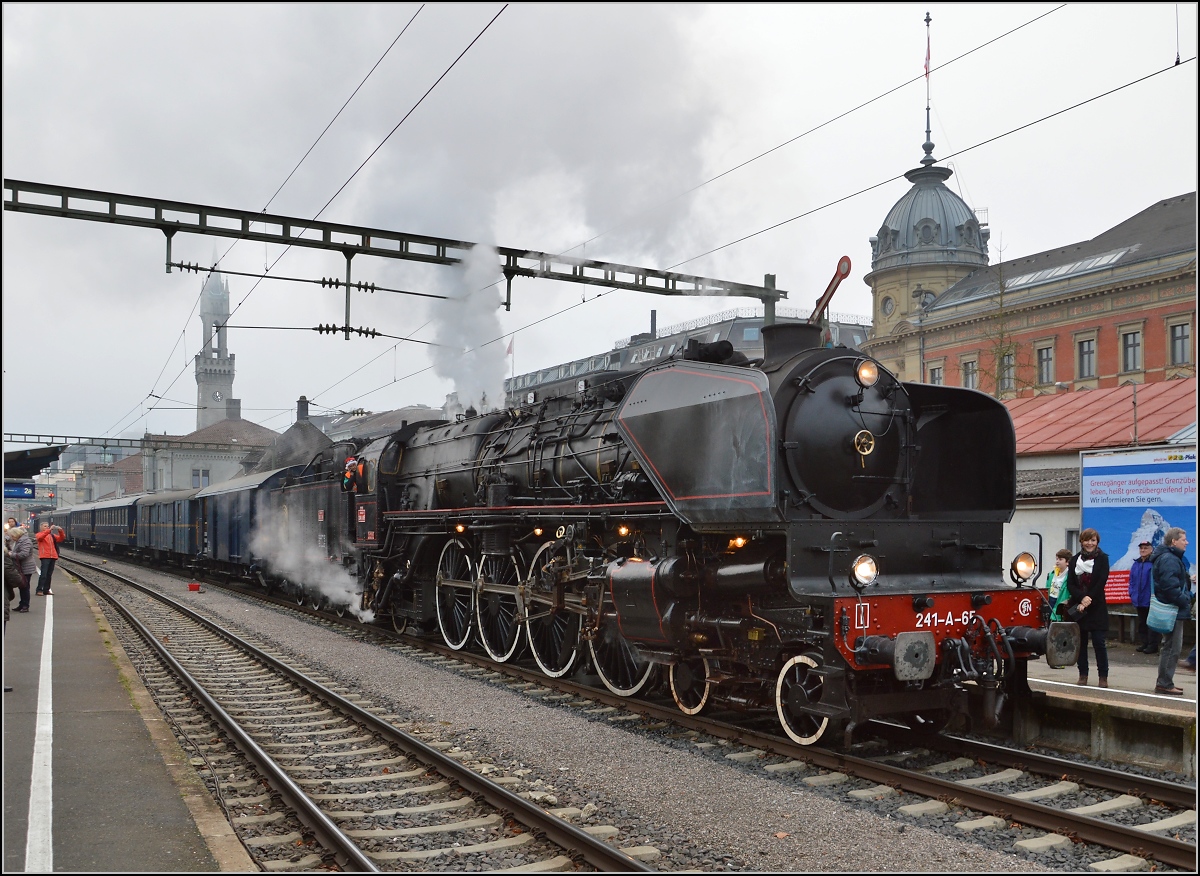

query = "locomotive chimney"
[761, 323, 822, 371]
[650, 309, 657, 339]
[297, 395, 309, 422]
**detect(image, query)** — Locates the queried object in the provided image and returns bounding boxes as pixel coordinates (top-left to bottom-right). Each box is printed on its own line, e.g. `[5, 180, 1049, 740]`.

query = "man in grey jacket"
[1152, 528, 1194, 695]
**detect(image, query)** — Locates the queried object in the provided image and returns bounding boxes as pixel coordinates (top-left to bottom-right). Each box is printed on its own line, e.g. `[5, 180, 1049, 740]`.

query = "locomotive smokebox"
[761, 323, 822, 371]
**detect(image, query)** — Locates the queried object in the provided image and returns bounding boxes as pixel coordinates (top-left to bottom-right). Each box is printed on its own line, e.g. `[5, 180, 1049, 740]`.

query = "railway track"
[67, 553, 1197, 871]
[64, 558, 652, 872]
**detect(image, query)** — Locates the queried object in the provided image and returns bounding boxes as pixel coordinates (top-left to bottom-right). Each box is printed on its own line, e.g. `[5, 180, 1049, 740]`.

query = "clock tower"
[194, 265, 236, 430]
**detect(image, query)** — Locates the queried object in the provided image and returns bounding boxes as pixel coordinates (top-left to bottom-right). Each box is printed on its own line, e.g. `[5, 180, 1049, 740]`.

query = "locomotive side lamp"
[532, 527, 543, 537]
[617, 525, 631, 537]
[854, 359, 880, 388]
[851, 554, 879, 587]
[455, 523, 467, 533]
[728, 536, 748, 550]
[1009, 552, 1037, 585]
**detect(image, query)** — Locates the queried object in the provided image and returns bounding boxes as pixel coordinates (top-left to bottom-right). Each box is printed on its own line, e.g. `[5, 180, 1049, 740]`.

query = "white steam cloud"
[430, 244, 508, 413]
[250, 506, 374, 622]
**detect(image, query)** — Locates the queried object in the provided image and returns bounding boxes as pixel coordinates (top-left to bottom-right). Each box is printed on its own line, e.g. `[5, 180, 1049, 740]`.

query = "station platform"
[2, 571, 252, 872]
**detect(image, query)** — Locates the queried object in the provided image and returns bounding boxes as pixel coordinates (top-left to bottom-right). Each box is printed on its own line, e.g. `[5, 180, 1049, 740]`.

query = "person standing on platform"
[35, 522, 64, 596]
[1129, 540, 1160, 654]
[4, 549, 19, 691]
[1065, 528, 1111, 688]
[8, 527, 35, 612]
[1044, 549, 1072, 622]
[1152, 527, 1193, 696]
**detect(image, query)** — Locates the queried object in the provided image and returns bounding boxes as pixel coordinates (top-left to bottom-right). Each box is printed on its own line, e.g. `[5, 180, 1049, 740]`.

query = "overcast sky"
[3, 3, 1197, 457]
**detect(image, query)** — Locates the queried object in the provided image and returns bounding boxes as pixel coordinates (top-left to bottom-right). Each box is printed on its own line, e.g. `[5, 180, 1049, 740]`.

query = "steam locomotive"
[49, 312, 1079, 747]
[275, 316, 1079, 745]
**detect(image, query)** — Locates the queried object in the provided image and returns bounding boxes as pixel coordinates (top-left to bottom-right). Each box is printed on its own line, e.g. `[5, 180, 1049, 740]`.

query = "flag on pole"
[924, 30, 930, 78]
[505, 336, 514, 356]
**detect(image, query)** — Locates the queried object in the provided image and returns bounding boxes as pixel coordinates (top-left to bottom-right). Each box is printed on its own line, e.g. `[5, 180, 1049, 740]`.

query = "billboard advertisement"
[1080, 445, 1197, 604]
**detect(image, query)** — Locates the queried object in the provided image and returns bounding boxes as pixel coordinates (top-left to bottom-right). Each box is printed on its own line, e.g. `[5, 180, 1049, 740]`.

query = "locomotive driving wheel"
[524, 540, 580, 678]
[776, 653, 842, 746]
[475, 553, 524, 663]
[669, 656, 713, 715]
[436, 539, 475, 650]
[589, 612, 656, 696]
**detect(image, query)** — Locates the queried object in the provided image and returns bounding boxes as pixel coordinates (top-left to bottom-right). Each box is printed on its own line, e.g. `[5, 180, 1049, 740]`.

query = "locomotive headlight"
[854, 359, 880, 389]
[728, 536, 748, 550]
[533, 527, 543, 537]
[455, 523, 467, 534]
[1010, 551, 1037, 584]
[851, 554, 879, 586]
[617, 525, 631, 537]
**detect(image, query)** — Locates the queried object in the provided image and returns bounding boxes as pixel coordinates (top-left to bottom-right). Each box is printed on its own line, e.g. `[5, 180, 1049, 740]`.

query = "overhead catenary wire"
[111, 4, 507, 437]
[104, 6, 427, 438]
[309, 55, 1198, 417]
[666, 56, 1196, 273]
[107, 2, 1056, 436]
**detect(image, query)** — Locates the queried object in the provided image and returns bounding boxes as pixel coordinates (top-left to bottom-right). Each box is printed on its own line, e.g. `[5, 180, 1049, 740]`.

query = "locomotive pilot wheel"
[475, 553, 525, 663]
[524, 540, 581, 678]
[669, 656, 713, 715]
[435, 539, 476, 650]
[589, 613, 657, 696]
[776, 653, 840, 746]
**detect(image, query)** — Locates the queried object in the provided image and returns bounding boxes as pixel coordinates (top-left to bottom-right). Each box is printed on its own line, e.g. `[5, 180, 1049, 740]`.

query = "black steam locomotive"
[302, 318, 1077, 745]
[53, 313, 1079, 747]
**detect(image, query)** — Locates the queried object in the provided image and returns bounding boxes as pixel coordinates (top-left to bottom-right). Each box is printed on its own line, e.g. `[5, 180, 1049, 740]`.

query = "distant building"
[503, 307, 872, 407]
[142, 411, 277, 492]
[195, 266, 239, 430]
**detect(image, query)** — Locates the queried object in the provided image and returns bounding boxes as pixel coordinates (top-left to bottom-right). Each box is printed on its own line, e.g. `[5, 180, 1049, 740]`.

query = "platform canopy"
[4, 445, 66, 479]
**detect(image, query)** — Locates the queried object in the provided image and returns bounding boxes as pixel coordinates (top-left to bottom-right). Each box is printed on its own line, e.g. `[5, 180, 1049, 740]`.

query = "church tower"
[861, 93, 990, 382]
[194, 266, 236, 430]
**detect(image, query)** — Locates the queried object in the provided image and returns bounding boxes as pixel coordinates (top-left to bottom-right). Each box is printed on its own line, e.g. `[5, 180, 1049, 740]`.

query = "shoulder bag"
[1147, 593, 1179, 634]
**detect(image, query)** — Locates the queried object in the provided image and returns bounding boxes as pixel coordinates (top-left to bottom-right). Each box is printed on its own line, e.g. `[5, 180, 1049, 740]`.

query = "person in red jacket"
[35, 523, 64, 596]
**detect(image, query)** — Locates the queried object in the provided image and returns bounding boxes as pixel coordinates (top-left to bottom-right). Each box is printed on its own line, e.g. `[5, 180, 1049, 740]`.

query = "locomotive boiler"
[341, 318, 1079, 746]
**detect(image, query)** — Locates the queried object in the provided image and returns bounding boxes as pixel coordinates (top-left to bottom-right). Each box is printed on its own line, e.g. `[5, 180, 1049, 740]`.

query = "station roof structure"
[1004, 377, 1197, 455]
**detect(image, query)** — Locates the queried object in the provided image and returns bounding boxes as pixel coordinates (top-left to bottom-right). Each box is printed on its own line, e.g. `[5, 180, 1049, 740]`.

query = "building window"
[202, 469, 210, 487]
[1077, 338, 1096, 379]
[1121, 330, 1142, 373]
[928, 366, 943, 385]
[1066, 529, 1080, 553]
[1036, 346, 1054, 386]
[192, 469, 201, 489]
[961, 360, 978, 390]
[1170, 322, 1192, 365]
[999, 353, 1015, 392]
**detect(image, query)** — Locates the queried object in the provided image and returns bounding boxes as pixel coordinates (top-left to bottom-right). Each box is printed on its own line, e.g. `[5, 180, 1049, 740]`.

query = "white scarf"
[1075, 555, 1094, 576]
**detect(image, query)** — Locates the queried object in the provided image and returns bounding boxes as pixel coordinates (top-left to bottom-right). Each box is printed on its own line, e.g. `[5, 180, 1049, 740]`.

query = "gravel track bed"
[87, 558, 1186, 871]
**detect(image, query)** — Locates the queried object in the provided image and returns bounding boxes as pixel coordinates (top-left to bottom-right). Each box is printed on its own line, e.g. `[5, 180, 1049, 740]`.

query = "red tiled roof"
[1004, 377, 1197, 455]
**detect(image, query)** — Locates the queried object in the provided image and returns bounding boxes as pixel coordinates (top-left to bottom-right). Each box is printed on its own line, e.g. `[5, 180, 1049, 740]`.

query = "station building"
[861, 136, 1196, 397]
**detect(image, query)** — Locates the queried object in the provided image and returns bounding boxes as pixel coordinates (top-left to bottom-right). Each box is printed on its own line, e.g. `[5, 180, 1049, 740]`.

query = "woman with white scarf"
[1064, 527, 1111, 687]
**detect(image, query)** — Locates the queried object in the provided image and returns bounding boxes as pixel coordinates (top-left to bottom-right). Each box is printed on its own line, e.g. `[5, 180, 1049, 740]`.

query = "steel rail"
[71, 552, 1197, 869]
[70, 564, 378, 872]
[66, 557, 650, 873]
[868, 722, 1197, 809]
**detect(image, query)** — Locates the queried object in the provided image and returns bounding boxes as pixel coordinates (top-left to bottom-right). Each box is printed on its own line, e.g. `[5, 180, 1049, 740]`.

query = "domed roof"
[869, 158, 990, 273]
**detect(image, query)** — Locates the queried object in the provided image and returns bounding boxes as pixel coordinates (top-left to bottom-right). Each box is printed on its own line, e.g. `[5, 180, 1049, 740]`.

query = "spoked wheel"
[435, 539, 475, 650]
[332, 601, 347, 618]
[475, 554, 524, 663]
[285, 580, 305, 606]
[388, 603, 409, 634]
[776, 653, 841, 746]
[669, 656, 713, 715]
[589, 617, 656, 696]
[308, 594, 325, 611]
[524, 541, 581, 678]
